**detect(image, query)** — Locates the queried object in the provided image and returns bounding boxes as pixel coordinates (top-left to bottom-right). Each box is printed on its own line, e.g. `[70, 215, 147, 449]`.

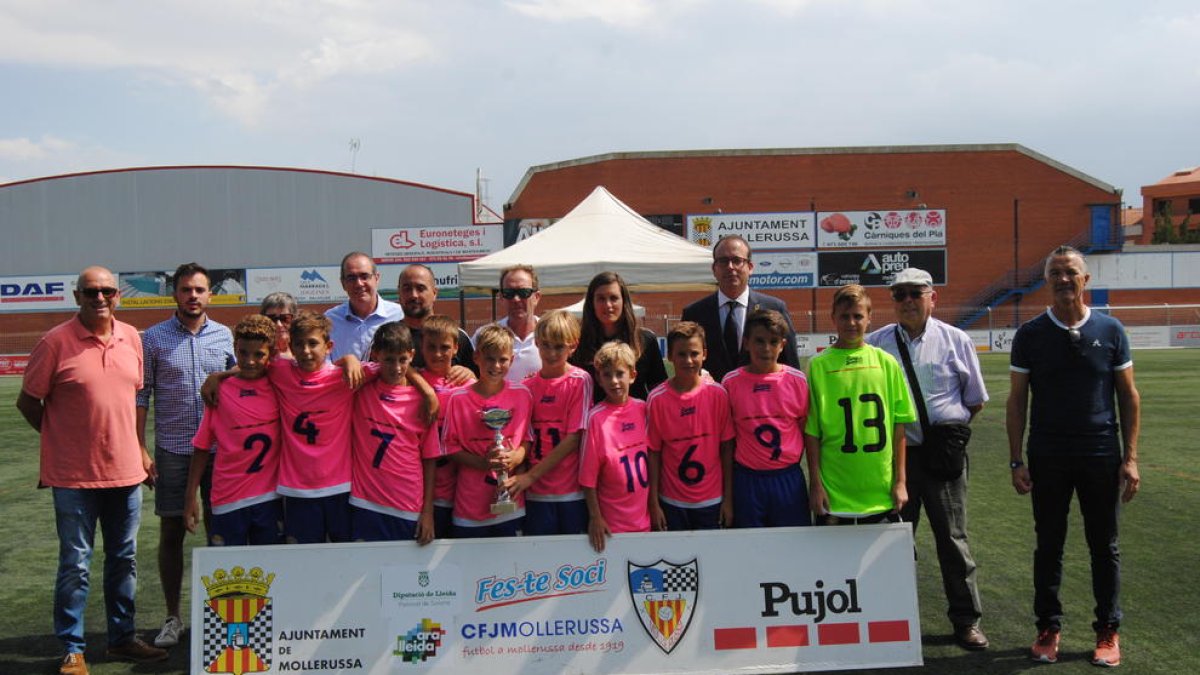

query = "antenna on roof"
[349, 138, 361, 173]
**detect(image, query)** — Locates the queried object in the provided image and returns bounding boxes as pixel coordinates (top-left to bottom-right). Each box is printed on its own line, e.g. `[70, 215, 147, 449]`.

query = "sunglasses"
[265, 313, 293, 325]
[500, 287, 537, 300]
[891, 289, 929, 301]
[80, 287, 118, 299]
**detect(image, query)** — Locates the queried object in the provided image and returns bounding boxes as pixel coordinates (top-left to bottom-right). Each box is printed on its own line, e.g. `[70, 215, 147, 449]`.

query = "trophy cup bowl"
[481, 408, 517, 515]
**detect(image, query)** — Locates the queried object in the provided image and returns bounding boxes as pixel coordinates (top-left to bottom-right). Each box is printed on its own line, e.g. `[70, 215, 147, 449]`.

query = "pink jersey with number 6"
[647, 380, 733, 507]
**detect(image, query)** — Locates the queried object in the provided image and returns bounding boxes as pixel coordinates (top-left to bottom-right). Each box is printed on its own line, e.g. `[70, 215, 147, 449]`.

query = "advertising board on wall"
[685, 212, 816, 251]
[815, 210, 947, 249]
[372, 226, 503, 263]
[118, 269, 247, 308]
[191, 526, 921, 674]
[246, 267, 347, 304]
[818, 250, 947, 287]
[750, 252, 818, 289]
[377, 262, 464, 300]
[0, 275, 77, 312]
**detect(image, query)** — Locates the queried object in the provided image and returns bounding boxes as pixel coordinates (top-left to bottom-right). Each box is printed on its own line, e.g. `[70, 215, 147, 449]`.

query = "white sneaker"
[154, 616, 184, 647]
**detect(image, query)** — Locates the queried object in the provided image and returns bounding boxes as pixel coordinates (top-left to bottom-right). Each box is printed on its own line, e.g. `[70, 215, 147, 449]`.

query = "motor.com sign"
[372, 226, 503, 263]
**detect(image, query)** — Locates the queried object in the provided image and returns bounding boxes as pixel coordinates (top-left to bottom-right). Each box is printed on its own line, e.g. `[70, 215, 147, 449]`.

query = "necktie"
[723, 300, 740, 360]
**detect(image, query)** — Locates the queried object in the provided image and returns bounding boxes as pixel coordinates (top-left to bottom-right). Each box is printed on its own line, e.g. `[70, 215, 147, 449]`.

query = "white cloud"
[505, 0, 698, 28]
[0, 135, 75, 161]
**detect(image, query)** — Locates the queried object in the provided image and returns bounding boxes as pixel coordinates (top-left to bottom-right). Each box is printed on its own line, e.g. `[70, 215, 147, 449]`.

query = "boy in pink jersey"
[580, 342, 651, 553]
[350, 322, 439, 543]
[441, 324, 531, 538]
[721, 309, 812, 528]
[418, 315, 475, 538]
[647, 321, 734, 531]
[184, 315, 283, 546]
[504, 310, 592, 535]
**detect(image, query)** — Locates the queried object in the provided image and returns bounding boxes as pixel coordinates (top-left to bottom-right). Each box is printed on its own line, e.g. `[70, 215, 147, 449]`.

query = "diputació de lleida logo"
[201, 566, 275, 675]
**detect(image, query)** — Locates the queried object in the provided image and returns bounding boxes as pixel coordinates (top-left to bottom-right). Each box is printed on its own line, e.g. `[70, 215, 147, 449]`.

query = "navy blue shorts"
[433, 504, 454, 540]
[211, 499, 283, 546]
[661, 501, 722, 531]
[283, 493, 351, 544]
[351, 506, 419, 542]
[732, 463, 811, 528]
[454, 518, 522, 539]
[524, 499, 588, 535]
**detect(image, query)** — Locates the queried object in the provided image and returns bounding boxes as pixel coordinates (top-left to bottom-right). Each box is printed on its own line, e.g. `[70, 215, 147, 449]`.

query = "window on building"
[1188, 197, 1200, 214]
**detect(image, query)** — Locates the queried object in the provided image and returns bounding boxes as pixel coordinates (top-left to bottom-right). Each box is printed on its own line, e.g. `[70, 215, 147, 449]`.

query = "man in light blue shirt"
[866, 267, 989, 651]
[325, 251, 404, 361]
[136, 262, 234, 648]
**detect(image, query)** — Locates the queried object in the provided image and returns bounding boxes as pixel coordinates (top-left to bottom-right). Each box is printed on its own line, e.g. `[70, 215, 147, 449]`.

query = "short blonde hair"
[421, 315, 460, 345]
[593, 340, 636, 373]
[474, 323, 515, 356]
[536, 309, 580, 345]
[831, 284, 872, 314]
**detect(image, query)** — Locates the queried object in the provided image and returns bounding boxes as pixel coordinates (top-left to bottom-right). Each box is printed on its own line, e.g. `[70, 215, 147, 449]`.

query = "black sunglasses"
[80, 287, 118, 299]
[891, 289, 929, 301]
[265, 313, 293, 324]
[500, 287, 537, 300]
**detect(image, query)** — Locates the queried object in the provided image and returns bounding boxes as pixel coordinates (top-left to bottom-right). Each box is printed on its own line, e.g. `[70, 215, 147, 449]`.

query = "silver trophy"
[481, 407, 517, 515]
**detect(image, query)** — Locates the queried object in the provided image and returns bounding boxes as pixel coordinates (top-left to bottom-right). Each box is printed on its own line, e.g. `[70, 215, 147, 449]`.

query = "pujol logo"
[200, 566, 275, 675]
[628, 559, 698, 654]
[760, 578, 862, 623]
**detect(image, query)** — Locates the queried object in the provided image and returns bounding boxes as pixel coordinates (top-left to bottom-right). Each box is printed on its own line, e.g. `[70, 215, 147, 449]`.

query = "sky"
[2, 0, 1198, 212]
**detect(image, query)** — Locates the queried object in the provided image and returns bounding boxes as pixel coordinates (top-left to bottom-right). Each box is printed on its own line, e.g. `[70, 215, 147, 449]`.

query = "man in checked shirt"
[136, 262, 235, 649]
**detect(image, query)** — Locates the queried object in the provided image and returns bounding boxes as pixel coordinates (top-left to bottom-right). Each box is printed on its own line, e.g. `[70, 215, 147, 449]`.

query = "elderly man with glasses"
[471, 264, 542, 382]
[681, 235, 799, 382]
[325, 251, 404, 361]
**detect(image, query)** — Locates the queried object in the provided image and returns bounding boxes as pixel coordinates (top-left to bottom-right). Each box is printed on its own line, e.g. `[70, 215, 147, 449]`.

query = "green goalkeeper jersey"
[804, 344, 916, 516]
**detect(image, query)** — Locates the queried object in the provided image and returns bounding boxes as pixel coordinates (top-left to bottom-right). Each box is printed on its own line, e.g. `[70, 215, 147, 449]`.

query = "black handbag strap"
[894, 325, 931, 434]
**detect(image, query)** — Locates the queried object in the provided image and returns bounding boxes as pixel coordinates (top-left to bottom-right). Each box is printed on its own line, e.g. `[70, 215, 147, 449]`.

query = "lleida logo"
[627, 559, 698, 654]
[201, 566, 275, 675]
[394, 618, 446, 663]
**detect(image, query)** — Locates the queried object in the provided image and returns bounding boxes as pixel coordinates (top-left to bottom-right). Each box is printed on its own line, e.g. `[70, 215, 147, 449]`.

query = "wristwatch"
[1009, 460, 1025, 470]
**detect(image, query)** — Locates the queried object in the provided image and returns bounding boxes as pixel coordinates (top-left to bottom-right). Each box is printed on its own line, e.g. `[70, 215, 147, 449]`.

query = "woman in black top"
[571, 271, 668, 402]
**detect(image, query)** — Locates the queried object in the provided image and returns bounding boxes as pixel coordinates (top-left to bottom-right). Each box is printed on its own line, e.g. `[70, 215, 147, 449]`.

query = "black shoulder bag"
[894, 326, 971, 481]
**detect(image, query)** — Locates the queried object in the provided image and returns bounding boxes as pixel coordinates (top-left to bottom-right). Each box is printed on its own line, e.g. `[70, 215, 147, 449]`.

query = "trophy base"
[490, 501, 518, 515]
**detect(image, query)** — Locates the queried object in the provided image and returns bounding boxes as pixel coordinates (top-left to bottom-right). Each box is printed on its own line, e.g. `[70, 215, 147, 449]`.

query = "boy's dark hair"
[666, 321, 706, 353]
[172, 262, 210, 291]
[371, 321, 414, 354]
[234, 314, 276, 346]
[421, 314, 459, 344]
[743, 309, 789, 341]
[831, 284, 872, 313]
[289, 310, 332, 343]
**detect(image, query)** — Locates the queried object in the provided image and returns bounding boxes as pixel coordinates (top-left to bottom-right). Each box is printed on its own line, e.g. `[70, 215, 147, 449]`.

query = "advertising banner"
[815, 210, 946, 249]
[119, 269, 247, 308]
[750, 252, 818, 290]
[246, 267, 347, 304]
[0, 275, 77, 312]
[817, 250, 947, 288]
[191, 526, 921, 674]
[372, 226, 503, 263]
[686, 213, 816, 251]
[377, 262, 464, 300]
[1170, 325, 1200, 348]
[0, 355, 30, 375]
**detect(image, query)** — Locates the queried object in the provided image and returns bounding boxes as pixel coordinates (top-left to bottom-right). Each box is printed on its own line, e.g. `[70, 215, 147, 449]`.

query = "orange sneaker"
[59, 652, 89, 675]
[1031, 627, 1060, 663]
[1092, 628, 1120, 667]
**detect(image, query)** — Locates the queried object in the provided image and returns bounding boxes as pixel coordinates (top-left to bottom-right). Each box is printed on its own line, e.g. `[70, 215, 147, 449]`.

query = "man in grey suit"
[681, 235, 799, 382]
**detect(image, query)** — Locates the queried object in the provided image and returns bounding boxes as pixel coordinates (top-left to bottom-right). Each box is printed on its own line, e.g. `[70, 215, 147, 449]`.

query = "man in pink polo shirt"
[17, 266, 168, 674]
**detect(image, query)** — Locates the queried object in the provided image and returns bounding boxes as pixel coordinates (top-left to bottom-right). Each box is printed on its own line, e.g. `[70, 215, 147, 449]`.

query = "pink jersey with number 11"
[191, 376, 280, 515]
[524, 365, 592, 500]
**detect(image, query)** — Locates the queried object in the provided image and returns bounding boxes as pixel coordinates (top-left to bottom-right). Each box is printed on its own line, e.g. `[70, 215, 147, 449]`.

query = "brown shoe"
[105, 637, 168, 663]
[955, 624, 990, 651]
[59, 652, 89, 675]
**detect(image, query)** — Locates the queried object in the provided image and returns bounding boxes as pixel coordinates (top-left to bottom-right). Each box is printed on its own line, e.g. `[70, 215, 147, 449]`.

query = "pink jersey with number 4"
[721, 366, 809, 470]
[525, 366, 592, 500]
[350, 379, 439, 518]
[421, 370, 475, 508]
[440, 383, 533, 526]
[269, 358, 355, 497]
[579, 399, 651, 533]
[191, 376, 280, 515]
[647, 380, 733, 507]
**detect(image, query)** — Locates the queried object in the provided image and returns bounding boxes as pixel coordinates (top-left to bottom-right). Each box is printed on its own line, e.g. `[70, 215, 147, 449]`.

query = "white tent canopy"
[458, 186, 716, 294]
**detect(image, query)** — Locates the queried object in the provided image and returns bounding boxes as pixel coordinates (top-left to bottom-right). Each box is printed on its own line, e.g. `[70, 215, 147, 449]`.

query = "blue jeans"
[53, 485, 142, 653]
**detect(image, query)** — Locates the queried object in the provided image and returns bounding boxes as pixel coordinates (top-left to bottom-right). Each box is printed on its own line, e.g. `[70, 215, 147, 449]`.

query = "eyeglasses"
[714, 256, 750, 269]
[500, 287, 537, 300]
[1067, 327, 1083, 355]
[342, 273, 377, 283]
[80, 287, 118, 299]
[265, 313, 293, 325]
[891, 289, 929, 301]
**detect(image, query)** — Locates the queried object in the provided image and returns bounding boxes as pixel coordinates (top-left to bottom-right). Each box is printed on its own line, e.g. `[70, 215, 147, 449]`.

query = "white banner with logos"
[816, 210, 946, 248]
[246, 267, 348, 304]
[378, 262, 463, 300]
[191, 526, 921, 674]
[685, 212, 816, 251]
[750, 252, 818, 289]
[0, 274, 77, 311]
[372, 226, 503, 263]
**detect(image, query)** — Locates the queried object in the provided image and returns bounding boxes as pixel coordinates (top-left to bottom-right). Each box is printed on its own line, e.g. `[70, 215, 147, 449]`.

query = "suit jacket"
[681, 290, 800, 382]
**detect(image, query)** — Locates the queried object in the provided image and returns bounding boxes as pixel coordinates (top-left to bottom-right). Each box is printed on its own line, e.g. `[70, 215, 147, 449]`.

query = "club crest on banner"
[627, 559, 699, 654]
[201, 566, 275, 675]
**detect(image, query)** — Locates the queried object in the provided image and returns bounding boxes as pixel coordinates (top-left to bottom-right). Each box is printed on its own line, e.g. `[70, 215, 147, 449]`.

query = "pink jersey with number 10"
[191, 376, 280, 515]
[579, 398, 651, 533]
[268, 358, 355, 497]
[721, 366, 809, 470]
[647, 380, 734, 507]
[524, 365, 592, 500]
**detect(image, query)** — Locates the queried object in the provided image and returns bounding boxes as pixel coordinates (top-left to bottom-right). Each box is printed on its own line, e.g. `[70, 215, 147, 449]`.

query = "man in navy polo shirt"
[1006, 245, 1141, 667]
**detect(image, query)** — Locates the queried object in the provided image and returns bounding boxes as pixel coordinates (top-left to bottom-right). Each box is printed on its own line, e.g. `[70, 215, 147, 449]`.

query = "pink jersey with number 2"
[191, 376, 280, 515]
